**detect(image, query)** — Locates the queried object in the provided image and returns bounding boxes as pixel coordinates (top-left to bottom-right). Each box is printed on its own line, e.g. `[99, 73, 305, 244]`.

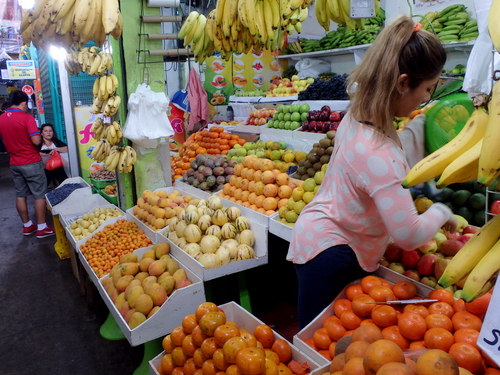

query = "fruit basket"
[149, 301, 323, 375]
[95, 245, 205, 346]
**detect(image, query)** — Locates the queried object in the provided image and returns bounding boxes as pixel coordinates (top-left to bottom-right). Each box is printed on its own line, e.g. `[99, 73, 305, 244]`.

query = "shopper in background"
[0, 91, 55, 238]
[40, 123, 68, 188]
[287, 16, 457, 328]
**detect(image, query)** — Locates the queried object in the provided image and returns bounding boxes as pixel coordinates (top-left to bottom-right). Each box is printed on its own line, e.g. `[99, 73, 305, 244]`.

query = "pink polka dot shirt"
[287, 113, 453, 272]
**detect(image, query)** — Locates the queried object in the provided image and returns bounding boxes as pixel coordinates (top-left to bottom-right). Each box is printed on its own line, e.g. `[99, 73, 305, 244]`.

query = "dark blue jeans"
[294, 244, 369, 329]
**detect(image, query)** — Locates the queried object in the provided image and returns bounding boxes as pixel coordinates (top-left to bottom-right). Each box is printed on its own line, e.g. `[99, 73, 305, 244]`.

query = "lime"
[473, 210, 486, 226]
[468, 193, 486, 210]
[451, 190, 472, 206]
[456, 206, 473, 222]
[440, 187, 455, 201]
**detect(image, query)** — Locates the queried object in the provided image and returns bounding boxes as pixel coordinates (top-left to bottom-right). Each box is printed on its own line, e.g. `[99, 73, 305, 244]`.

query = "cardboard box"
[293, 268, 431, 366]
[149, 301, 322, 375]
[166, 215, 268, 281]
[269, 212, 293, 242]
[94, 246, 205, 347]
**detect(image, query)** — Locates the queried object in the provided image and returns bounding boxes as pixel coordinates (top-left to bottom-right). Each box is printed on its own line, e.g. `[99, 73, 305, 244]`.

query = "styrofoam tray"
[95, 245, 205, 347]
[46, 176, 92, 212]
[293, 268, 431, 366]
[149, 301, 322, 375]
[269, 212, 293, 242]
[164, 215, 268, 281]
[75, 216, 156, 286]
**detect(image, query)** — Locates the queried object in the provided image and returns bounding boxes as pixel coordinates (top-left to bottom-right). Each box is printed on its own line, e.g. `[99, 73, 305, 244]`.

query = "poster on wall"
[0, 0, 21, 27]
[204, 49, 281, 105]
[74, 106, 103, 184]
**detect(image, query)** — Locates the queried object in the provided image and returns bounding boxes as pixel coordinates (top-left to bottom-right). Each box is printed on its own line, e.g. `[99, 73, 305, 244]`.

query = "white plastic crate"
[46, 176, 91, 212]
[149, 301, 322, 375]
[269, 212, 293, 242]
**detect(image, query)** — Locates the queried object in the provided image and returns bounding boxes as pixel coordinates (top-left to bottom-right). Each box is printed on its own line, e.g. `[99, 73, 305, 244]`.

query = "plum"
[213, 167, 225, 176]
[190, 160, 198, 169]
[216, 175, 226, 185]
[206, 175, 216, 187]
[204, 159, 215, 169]
[199, 182, 209, 191]
[224, 166, 234, 175]
[202, 167, 213, 177]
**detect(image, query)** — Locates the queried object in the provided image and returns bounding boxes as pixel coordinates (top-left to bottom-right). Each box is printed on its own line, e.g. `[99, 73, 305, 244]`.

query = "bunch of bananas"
[104, 146, 137, 173]
[420, 5, 478, 43]
[403, 80, 500, 190]
[178, 0, 312, 62]
[67, 47, 114, 75]
[91, 139, 111, 162]
[91, 95, 121, 116]
[489, 0, 500, 52]
[315, 0, 380, 31]
[439, 215, 500, 301]
[20, 0, 122, 51]
[91, 120, 122, 145]
[91, 74, 120, 116]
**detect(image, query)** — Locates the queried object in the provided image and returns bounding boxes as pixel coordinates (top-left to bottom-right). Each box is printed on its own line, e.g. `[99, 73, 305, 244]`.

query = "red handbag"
[45, 151, 63, 170]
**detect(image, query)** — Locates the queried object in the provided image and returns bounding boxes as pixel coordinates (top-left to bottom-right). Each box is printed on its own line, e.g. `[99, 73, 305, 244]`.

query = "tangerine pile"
[156, 302, 307, 375]
[305, 275, 497, 374]
[218, 155, 302, 216]
[171, 128, 247, 181]
[80, 219, 153, 278]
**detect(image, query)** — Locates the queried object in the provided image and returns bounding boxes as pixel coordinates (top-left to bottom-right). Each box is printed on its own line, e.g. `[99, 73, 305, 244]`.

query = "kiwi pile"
[296, 131, 335, 180]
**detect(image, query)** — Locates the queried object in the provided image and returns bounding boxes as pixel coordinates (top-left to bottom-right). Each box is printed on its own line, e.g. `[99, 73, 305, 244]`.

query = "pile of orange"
[305, 275, 497, 374]
[218, 155, 302, 216]
[156, 302, 307, 375]
[171, 127, 247, 181]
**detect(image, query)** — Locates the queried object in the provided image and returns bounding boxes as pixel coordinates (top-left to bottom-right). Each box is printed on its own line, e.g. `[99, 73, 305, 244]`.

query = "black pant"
[294, 244, 369, 329]
[44, 167, 68, 188]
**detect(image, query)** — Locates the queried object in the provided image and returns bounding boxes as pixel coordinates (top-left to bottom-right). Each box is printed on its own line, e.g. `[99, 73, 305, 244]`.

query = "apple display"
[401, 249, 422, 269]
[417, 253, 439, 276]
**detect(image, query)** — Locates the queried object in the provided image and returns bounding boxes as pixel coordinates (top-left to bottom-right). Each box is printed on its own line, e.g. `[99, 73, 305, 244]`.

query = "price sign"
[6, 60, 36, 80]
[22, 85, 34, 96]
[478, 276, 500, 367]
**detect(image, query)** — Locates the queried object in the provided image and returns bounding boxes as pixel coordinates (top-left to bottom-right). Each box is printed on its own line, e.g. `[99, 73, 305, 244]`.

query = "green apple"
[303, 178, 317, 192]
[291, 121, 301, 130]
[293, 200, 306, 214]
[299, 104, 310, 113]
[301, 112, 308, 121]
[290, 104, 300, 113]
[284, 121, 291, 130]
[292, 187, 304, 201]
[303, 191, 315, 204]
[284, 113, 291, 121]
[290, 112, 301, 122]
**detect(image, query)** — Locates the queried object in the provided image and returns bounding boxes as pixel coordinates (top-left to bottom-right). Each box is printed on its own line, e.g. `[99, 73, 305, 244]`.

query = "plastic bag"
[463, 0, 500, 96]
[123, 83, 174, 149]
[295, 58, 331, 79]
[45, 151, 63, 171]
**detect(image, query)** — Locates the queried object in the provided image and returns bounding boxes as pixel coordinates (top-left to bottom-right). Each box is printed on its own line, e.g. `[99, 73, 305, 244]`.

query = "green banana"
[439, 4, 466, 19]
[460, 32, 479, 39]
[461, 238, 500, 301]
[438, 30, 460, 37]
[438, 214, 500, 288]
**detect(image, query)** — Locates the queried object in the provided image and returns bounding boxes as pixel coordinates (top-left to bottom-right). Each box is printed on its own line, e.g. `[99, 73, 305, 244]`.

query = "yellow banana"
[222, 0, 233, 37]
[461, 238, 500, 301]
[237, 0, 248, 28]
[179, 11, 200, 39]
[72, 0, 91, 38]
[117, 149, 129, 173]
[106, 75, 115, 95]
[436, 139, 482, 187]
[80, 0, 98, 45]
[254, 0, 267, 42]
[92, 77, 100, 97]
[110, 12, 123, 39]
[91, 141, 102, 159]
[478, 80, 500, 185]
[438, 214, 500, 288]
[99, 75, 107, 100]
[269, 0, 281, 29]
[402, 108, 489, 187]
[263, 0, 275, 39]
[89, 54, 102, 75]
[51, 0, 75, 22]
[102, 0, 120, 34]
[110, 74, 119, 90]
[488, 0, 500, 52]
[193, 14, 207, 43]
[246, 0, 258, 36]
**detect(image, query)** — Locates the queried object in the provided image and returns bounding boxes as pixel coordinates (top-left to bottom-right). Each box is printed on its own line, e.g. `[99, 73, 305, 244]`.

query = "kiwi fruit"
[304, 160, 313, 169]
[297, 166, 307, 175]
[300, 175, 308, 181]
[313, 162, 322, 171]
[307, 154, 319, 163]
[320, 155, 330, 164]
[327, 130, 336, 140]
[298, 160, 305, 167]
[313, 142, 320, 148]
[319, 138, 331, 148]
[307, 168, 316, 177]
[316, 148, 325, 156]
[326, 146, 334, 155]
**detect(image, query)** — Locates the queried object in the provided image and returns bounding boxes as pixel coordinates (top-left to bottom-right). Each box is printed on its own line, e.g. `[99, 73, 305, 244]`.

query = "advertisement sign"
[479, 276, 500, 367]
[73, 106, 103, 184]
[6, 60, 36, 80]
[0, 0, 22, 27]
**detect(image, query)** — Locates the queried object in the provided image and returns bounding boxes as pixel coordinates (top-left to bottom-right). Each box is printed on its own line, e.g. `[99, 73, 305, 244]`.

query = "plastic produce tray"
[149, 301, 322, 375]
[46, 177, 91, 212]
[269, 212, 293, 242]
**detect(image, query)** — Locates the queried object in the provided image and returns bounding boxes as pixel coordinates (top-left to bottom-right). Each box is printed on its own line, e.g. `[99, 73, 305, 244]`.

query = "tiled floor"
[0, 153, 299, 375]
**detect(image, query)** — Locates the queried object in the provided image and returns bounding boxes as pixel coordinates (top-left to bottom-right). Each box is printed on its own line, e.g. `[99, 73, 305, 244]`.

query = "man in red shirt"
[0, 91, 54, 238]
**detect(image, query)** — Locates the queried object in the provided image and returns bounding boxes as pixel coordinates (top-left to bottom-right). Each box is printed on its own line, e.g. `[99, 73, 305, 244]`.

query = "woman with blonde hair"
[287, 16, 458, 328]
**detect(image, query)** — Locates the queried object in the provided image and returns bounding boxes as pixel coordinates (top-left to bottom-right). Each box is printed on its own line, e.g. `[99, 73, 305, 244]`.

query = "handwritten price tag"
[478, 276, 500, 367]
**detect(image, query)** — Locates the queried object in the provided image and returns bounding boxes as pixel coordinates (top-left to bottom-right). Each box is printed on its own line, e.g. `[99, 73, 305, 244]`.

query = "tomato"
[235, 347, 266, 375]
[448, 342, 483, 373]
[271, 339, 292, 363]
[254, 324, 275, 348]
[490, 200, 500, 215]
[398, 312, 427, 340]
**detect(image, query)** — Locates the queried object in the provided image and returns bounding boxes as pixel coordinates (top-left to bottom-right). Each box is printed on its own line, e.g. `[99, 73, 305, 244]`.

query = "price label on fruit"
[478, 276, 500, 367]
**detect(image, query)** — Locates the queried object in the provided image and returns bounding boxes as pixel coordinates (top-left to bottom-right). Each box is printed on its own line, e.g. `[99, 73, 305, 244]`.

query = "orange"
[196, 302, 219, 322]
[429, 289, 455, 305]
[343, 357, 366, 375]
[363, 339, 405, 375]
[192, 325, 208, 347]
[416, 349, 459, 375]
[163, 334, 175, 353]
[371, 305, 398, 327]
[350, 325, 383, 344]
[262, 197, 278, 211]
[263, 184, 278, 198]
[171, 347, 187, 367]
[184, 358, 198, 375]
[381, 325, 409, 350]
[330, 353, 346, 372]
[181, 335, 197, 357]
[403, 305, 429, 319]
[425, 313, 453, 331]
[409, 340, 426, 350]
[398, 312, 427, 341]
[278, 185, 292, 199]
[201, 337, 218, 358]
[212, 349, 228, 371]
[253, 324, 275, 349]
[261, 171, 276, 185]
[451, 311, 482, 331]
[344, 341, 369, 362]
[329, 341, 337, 359]
[428, 302, 454, 318]
[424, 327, 454, 351]
[333, 298, 352, 318]
[324, 319, 347, 341]
[392, 281, 417, 300]
[161, 353, 175, 375]
[351, 294, 376, 317]
[312, 327, 332, 350]
[340, 310, 362, 330]
[171, 326, 188, 347]
[214, 324, 241, 347]
[235, 347, 266, 375]
[271, 339, 292, 363]
[376, 362, 415, 375]
[453, 299, 466, 313]
[453, 328, 480, 349]
[360, 275, 384, 294]
[182, 314, 198, 334]
[369, 285, 395, 303]
[346, 284, 365, 301]
[448, 342, 482, 373]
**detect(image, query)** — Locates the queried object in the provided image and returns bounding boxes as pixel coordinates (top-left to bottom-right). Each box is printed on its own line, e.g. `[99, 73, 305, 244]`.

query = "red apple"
[403, 269, 421, 281]
[463, 225, 479, 235]
[458, 233, 474, 243]
[490, 200, 500, 215]
[439, 239, 463, 256]
[417, 253, 439, 276]
[384, 243, 403, 262]
[434, 258, 451, 280]
[388, 262, 405, 274]
[401, 250, 422, 269]
[418, 239, 438, 254]
[445, 231, 461, 241]
[421, 276, 438, 288]
[329, 111, 341, 122]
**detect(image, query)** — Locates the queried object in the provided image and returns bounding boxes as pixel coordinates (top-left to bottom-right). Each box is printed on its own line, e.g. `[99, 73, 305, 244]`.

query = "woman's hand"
[442, 215, 457, 233]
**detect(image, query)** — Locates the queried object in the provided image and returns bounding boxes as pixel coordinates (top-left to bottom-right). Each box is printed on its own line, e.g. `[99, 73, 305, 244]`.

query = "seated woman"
[40, 123, 68, 188]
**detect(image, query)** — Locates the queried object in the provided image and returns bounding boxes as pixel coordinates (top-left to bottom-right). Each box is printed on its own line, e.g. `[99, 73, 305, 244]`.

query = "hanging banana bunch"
[20, 0, 123, 51]
[315, 0, 380, 31]
[103, 145, 137, 173]
[65, 47, 114, 75]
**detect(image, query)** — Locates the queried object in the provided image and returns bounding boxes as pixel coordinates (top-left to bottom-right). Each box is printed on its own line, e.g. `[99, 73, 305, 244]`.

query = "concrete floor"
[0, 153, 299, 375]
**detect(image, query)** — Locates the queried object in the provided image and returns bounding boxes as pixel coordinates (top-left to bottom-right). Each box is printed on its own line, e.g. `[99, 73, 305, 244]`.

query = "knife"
[366, 299, 439, 305]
